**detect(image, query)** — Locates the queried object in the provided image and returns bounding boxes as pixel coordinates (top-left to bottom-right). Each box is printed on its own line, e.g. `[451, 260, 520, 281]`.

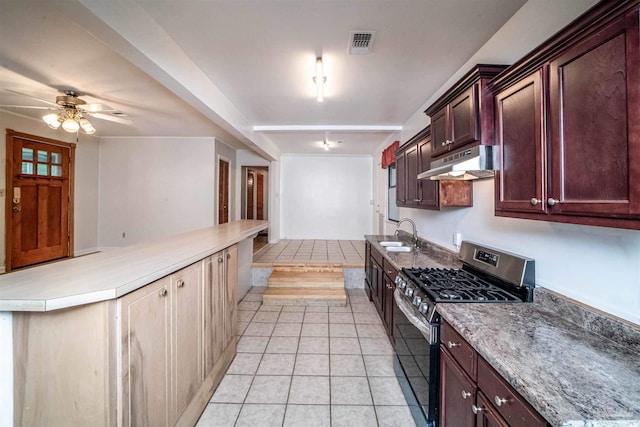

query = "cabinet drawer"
[477, 357, 547, 427]
[383, 258, 398, 279]
[440, 321, 476, 380]
[372, 246, 384, 266]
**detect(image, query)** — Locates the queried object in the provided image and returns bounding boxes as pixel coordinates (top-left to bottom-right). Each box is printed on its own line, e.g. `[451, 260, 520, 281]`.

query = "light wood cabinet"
[203, 245, 238, 374]
[120, 276, 172, 427]
[120, 261, 204, 426]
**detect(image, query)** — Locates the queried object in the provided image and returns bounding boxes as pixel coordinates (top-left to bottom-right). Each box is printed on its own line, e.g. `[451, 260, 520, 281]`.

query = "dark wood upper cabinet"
[395, 127, 472, 210]
[426, 65, 507, 158]
[492, 0, 640, 230]
[494, 69, 546, 214]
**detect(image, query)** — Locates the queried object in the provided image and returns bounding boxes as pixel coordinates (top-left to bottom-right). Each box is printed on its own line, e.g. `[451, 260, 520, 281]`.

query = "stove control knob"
[412, 296, 422, 306]
[418, 302, 429, 314]
[405, 287, 414, 298]
[396, 278, 406, 290]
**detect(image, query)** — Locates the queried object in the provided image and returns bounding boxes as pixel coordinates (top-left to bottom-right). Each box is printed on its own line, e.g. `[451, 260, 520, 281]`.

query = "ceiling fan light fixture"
[78, 117, 96, 135]
[43, 113, 61, 129]
[61, 117, 80, 133]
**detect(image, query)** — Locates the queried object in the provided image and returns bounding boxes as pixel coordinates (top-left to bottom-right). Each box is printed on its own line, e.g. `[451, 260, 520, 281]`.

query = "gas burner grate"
[403, 267, 523, 303]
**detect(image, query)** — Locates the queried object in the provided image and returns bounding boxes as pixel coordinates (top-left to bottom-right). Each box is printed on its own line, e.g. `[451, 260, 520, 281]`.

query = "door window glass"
[37, 164, 49, 176]
[51, 152, 62, 164]
[51, 166, 62, 177]
[22, 162, 34, 174]
[22, 148, 34, 161]
[37, 150, 48, 162]
[388, 164, 399, 222]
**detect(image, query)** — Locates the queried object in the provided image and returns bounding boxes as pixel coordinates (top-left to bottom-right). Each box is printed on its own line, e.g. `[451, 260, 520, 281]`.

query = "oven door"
[393, 289, 439, 427]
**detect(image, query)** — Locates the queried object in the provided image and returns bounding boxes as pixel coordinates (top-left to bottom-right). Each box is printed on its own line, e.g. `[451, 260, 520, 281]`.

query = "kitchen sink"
[385, 246, 414, 253]
[379, 241, 404, 247]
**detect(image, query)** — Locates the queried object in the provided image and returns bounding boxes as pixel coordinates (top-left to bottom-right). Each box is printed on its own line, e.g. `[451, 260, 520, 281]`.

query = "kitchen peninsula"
[0, 219, 267, 426]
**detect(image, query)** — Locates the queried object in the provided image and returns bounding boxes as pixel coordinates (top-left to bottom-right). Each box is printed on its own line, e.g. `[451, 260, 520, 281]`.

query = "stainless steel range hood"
[417, 145, 496, 181]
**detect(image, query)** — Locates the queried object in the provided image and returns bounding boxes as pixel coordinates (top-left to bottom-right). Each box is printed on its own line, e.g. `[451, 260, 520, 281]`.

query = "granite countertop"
[365, 235, 640, 426]
[364, 234, 461, 271]
[438, 291, 640, 427]
[0, 220, 268, 312]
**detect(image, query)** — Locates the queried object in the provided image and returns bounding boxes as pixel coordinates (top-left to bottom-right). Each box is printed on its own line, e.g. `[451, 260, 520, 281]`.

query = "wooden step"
[268, 270, 344, 288]
[262, 287, 347, 306]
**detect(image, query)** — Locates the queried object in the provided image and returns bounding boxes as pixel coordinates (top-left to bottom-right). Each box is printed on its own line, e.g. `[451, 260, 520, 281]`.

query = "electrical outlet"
[453, 232, 462, 247]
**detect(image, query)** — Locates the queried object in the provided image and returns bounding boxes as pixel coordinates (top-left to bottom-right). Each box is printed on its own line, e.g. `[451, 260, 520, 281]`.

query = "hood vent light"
[349, 31, 376, 54]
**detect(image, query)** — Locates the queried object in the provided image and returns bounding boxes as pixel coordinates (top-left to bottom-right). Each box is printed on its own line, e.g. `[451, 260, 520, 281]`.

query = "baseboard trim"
[74, 247, 101, 257]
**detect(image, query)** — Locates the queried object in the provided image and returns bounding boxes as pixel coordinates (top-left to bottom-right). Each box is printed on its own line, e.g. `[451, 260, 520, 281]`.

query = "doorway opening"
[5, 129, 75, 272]
[241, 166, 269, 253]
[218, 157, 230, 224]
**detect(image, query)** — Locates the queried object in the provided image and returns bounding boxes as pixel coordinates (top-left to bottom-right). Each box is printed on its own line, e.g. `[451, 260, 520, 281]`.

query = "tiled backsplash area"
[197, 288, 421, 427]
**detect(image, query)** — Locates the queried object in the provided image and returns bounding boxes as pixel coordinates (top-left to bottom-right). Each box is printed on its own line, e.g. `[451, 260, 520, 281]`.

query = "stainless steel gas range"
[391, 241, 535, 427]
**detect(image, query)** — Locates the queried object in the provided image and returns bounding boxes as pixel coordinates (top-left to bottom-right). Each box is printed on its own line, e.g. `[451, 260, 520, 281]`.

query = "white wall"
[280, 154, 372, 240]
[98, 137, 216, 247]
[385, 0, 640, 324]
[0, 112, 100, 264]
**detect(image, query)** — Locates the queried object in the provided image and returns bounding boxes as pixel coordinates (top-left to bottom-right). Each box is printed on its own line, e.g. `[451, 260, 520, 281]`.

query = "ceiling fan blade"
[5, 89, 57, 106]
[79, 103, 114, 113]
[91, 112, 133, 125]
[0, 105, 53, 110]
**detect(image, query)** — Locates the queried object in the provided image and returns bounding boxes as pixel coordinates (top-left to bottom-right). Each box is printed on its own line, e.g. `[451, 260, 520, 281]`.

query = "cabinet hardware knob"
[494, 396, 509, 407]
[547, 197, 560, 206]
[227, 253, 231, 259]
[447, 341, 460, 349]
[218, 257, 224, 263]
[441, 141, 446, 146]
[159, 288, 167, 297]
[177, 280, 184, 288]
[471, 405, 485, 414]
[530, 198, 540, 205]
[461, 391, 471, 399]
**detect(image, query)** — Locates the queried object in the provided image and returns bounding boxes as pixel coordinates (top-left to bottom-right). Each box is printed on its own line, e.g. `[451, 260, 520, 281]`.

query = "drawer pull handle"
[159, 288, 168, 297]
[495, 396, 510, 407]
[471, 405, 485, 414]
[461, 391, 471, 399]
[447, 341, 460, 349]
[218, 257, 224, 263]
[177, 280, 184, 288]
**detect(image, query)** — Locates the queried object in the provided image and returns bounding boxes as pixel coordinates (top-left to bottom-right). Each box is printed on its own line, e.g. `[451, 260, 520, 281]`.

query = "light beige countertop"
[0, 220, 268, 312]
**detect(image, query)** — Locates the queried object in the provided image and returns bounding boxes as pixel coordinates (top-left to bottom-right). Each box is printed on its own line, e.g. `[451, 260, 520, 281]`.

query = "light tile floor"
[253, 240, 365, 266]
[197, 287, 421, 427]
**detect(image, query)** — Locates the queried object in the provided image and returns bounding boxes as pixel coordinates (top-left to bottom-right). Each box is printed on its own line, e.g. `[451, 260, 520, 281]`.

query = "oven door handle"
[393, 289, 436, 344]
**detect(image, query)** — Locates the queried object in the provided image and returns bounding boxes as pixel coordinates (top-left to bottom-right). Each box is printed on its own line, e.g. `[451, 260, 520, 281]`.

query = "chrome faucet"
[395, 218, 419, 248]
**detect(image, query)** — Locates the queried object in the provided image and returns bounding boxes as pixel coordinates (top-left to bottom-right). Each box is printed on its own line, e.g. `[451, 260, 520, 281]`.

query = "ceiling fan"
[0, 89, 133, 134]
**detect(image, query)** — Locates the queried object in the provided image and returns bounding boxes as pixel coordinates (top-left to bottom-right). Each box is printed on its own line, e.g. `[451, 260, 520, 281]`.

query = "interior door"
[7, 130, 74, 270]
[218, 159, 229, 224]
[256, 173, 264, 220]
[246, 171, 254, 220]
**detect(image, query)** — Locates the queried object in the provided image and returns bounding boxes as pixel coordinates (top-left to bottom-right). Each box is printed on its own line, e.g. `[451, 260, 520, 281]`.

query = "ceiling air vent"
[348, 31, 376, 54]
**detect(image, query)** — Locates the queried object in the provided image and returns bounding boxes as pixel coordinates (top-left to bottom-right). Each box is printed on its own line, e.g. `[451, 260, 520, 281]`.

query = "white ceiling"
[0, 0, 527, 158]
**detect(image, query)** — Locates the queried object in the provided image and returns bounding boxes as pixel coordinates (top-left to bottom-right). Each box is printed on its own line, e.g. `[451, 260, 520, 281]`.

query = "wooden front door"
[6, 130, 74, 271]
[218, 159, 229, 224]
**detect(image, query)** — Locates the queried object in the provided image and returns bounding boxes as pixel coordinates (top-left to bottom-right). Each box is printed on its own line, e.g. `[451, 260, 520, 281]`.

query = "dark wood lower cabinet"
[475, 392, 509, 427]
[366, 242, 397, 339]
[440, 348, 476, 427]
[440, 321, 548, 427]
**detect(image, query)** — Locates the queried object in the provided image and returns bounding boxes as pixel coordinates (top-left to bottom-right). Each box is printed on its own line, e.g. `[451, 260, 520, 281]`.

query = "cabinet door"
[474, 392, 509, 427]
[549, 12, 640, 216]
[405, 144, 419, 206]
[224, 245, 238, 349]
[396, 151, 407, 206]
[450, 85, 479, 150]
[203, 254, 222, 374]
[431, 107, 449, 157]
[372, 259, 384, 316]
[440, 348, 476, 427]
[417, 135, 438, 208]
[121, 277, 171, 427]
[365, 243, 373, 301]
[495, 69, 546, 214]
[171, 262, 203, 422]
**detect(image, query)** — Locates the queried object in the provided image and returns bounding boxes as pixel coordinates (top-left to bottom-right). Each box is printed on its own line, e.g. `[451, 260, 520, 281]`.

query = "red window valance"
[381, 140, 400, 169]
